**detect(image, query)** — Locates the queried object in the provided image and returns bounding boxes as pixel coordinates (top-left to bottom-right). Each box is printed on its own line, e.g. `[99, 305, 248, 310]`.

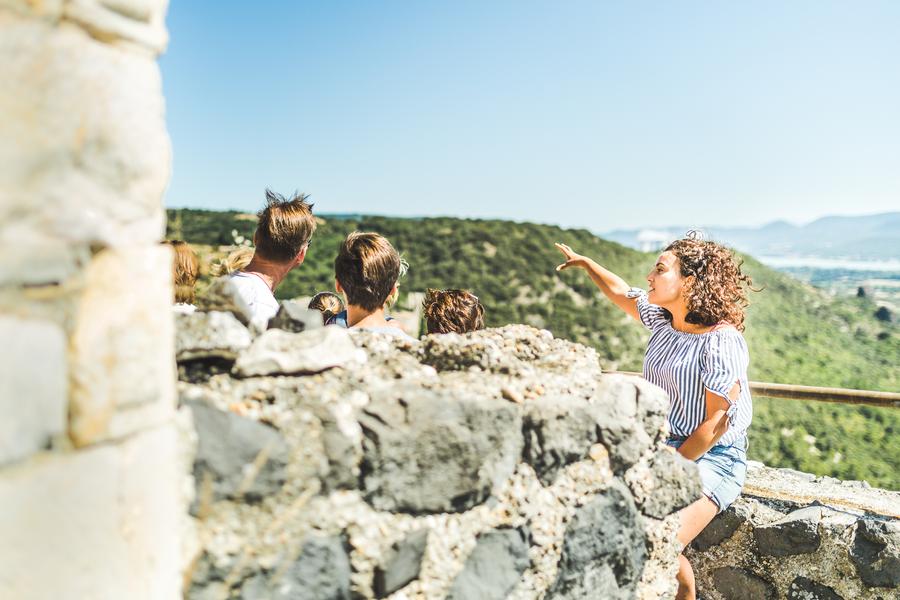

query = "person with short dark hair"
[308, 291, 345, 325]
[163, 240, 200, 313]
[423, 289, 485, 334]
[333, 232, 412, 339]
[227, 189, 316, 327]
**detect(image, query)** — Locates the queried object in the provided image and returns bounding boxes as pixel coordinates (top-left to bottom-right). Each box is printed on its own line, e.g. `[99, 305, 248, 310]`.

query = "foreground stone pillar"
[0, 1, 183, 597]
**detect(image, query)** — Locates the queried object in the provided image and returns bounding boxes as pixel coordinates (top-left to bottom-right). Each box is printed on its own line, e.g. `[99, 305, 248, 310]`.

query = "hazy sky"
[161, 1, 900, 231]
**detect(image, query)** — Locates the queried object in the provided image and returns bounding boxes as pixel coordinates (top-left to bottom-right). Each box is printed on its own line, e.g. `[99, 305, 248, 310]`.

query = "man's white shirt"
[227, 271, 279, 329]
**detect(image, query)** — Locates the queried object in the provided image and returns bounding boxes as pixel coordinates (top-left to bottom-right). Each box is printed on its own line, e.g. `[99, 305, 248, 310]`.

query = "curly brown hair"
[664, 234, 756, 331]
[423, 289, 485, 334]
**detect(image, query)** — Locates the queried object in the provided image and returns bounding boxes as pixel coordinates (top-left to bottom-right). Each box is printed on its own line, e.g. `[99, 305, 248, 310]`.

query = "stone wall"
[177, 317, 704, 600]
[688, 463, 900, 600]
[0, 1, 186, 597]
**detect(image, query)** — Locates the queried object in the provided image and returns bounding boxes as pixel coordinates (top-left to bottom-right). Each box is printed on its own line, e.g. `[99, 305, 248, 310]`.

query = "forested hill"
[167, 209, 899, 489]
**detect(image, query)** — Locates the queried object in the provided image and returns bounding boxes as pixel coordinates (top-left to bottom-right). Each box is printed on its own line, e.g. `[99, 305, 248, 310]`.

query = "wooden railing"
[608, 371, 900, 410]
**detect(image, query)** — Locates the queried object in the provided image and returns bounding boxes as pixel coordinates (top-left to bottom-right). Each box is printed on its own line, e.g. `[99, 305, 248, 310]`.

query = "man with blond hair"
[228, 189, 316, 328]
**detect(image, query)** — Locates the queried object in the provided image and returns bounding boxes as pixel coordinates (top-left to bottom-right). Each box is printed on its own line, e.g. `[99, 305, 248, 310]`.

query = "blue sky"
[161, 1, 899, 231]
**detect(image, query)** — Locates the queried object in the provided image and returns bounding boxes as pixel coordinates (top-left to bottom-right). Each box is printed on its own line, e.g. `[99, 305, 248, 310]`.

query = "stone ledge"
[688, 464, 900, 600]
[743, 461, 900, 518]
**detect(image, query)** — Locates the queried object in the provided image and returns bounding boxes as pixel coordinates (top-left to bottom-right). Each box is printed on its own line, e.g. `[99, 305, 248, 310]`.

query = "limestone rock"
[175, 311, 252, 362]
[850, 519, 900, 588]
[546, 480, 646, 599]
[358, 383, 523, 513]
[522, 397, 600, 485]
[0, 14, 170, 286]
[711, 567, 776, 600]
[268, 300, 324, 333]
[0, 317, 67, 466]
[754, 506, 823, 557]
[239, 536, 352, 600]
[591, 378, 651, 473]
[64, 0, 169, 53]
[314, 403, 363, 493]
[447, 527, 530, 600]
[626, 448, 703, 519]
[232, 327, 365, 377]
[788, 576, 844, 600]
[692, 501, 751, 551]
[0, 423, 184, 599]
[630, 375, 670, 442]
[419, 324, 577, 376]
[68, 246, 175, 446]
[373, 529, 429, 598]
[187, 399, 288, 506]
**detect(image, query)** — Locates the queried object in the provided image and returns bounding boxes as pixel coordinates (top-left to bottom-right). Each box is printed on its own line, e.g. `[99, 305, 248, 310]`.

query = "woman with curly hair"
[556, 234, 755, 600]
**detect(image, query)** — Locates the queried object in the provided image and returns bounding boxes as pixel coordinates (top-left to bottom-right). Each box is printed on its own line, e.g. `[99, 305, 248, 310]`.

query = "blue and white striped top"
[626, 288, 752, 446]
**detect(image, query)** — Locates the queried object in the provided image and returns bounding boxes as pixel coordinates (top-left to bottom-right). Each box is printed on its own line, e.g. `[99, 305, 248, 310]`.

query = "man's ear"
[334, 279, 343, 295]
[295, 245, 307, 266]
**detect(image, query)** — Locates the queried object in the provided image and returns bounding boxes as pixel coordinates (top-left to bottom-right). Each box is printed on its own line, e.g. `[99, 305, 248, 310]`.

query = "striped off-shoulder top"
[626, 288, 752, 446]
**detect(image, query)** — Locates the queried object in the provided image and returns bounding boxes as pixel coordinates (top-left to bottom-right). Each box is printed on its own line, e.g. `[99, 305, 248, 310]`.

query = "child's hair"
[334, 232, 401, 312]
[254, 189, 317, 263]
[423, 289, 485, 334]
[209, 246, 254, 277]
[163, 240, 200, 304]
[308, 291, 345, 323]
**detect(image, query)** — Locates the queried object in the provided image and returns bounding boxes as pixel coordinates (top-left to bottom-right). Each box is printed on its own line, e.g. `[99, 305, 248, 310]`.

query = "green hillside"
[167, 209, 900, 489]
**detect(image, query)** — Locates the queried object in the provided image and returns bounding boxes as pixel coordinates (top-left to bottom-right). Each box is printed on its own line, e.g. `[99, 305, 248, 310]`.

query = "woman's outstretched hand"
[555, 243, 588, 272]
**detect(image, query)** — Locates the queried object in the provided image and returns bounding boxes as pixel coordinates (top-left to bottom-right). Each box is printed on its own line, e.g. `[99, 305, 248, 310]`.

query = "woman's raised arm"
[555, 243, 641, 322]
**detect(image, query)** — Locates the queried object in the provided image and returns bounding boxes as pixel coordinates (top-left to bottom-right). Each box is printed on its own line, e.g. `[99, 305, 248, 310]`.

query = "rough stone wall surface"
[178, 321, 702, 600]
[688, 463, 900, 600]
[0, 1, 184, 598]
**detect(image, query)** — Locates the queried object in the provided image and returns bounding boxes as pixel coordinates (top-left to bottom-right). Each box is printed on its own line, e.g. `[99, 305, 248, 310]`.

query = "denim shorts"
[666, 436, 748, 512]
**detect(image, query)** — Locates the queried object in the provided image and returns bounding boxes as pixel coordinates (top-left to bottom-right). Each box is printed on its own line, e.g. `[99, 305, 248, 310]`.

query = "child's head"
[334, 232, 401, 312]
[423, 289, 485, 334]
[163, 240, 200, 304]
[308, 291, 345, 323]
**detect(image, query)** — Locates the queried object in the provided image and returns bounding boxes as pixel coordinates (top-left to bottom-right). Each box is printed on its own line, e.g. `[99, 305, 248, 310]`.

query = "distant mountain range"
[604, 212, 900, 260]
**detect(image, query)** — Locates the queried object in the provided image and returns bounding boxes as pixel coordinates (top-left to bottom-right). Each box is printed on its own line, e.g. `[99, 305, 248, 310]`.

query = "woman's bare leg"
[676, 555, 695, 600]
[675, 496, 719, 600]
